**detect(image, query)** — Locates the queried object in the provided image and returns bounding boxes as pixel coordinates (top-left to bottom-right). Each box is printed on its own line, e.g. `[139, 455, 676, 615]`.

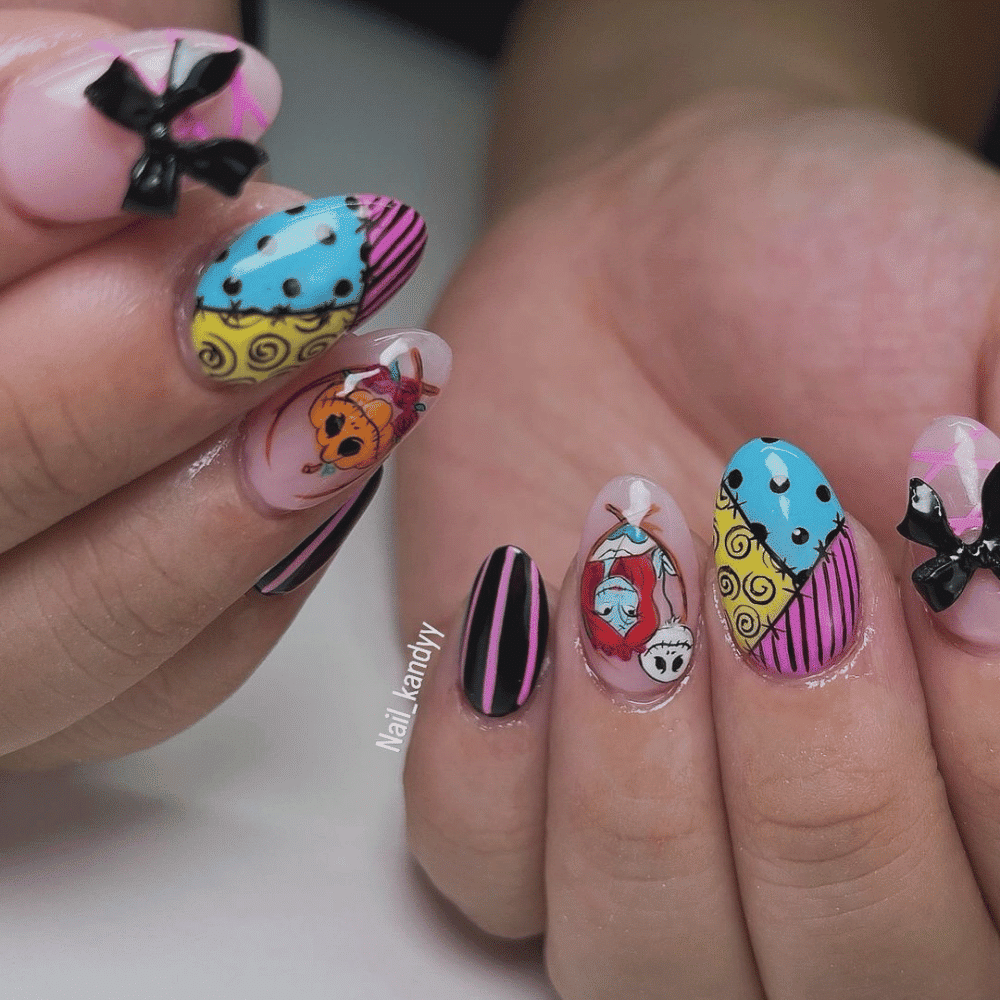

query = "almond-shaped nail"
[255, 467, 383, 595]
[460, 546, 549, 717]
[239, 327, 449, 511]
[578, 476, 699, 696]
[0, 29, 280, 221]
[715, 438, 861, 675]
[898, 415, 1000, 647]
[189, 195, 427, 384]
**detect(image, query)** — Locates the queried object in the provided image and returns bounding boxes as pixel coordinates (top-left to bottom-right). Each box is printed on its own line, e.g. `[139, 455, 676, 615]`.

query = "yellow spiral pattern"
[191, 305, 358, 384]
[713, 488, 796, 652]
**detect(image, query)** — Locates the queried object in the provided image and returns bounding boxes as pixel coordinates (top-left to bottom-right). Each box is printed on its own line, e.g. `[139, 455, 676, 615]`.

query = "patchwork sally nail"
[189, 195, 427, 384]
[714, 438, 860, 675]
[0, 29, 280, 221]
[897, 416, 1000, 646]
[461, 547, 549, 718]
[578, 476, 699, 697]
[255, 467, 382, 596]
[240, 327, 449, 511]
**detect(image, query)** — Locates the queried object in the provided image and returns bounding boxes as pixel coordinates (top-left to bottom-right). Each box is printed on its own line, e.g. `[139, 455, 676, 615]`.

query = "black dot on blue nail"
[726, 469, 743, 489]
[282, 278, 301, 297]
[345, 195, 360, 210]
[769, 476, 790, 494]
[792, 527, 809, 545]
[222, 276, 242, 295]
[360, 242, 372, 263]
[257, 235, 274, 253]
[760, 436, 778, 443]
[214, 248, 229, 263]
[316, 225, 336, 245]
[334, 279, 353, 297]
[750, 522, 768, 543]
[816, 484, 831, 502]
[285, 205, 306, 214]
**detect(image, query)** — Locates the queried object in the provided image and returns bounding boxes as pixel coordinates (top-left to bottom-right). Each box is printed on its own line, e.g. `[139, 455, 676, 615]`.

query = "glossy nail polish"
[239, 327, 449, 511]
[461, 546, 548, 717]
[898, 415, 1000, 647]
[255, 467, 383, 595]
[578, 476, 699, 696]
[714, 438, 861, 675]
[189, 195, 427, 384]
[0, 29, 280, 221]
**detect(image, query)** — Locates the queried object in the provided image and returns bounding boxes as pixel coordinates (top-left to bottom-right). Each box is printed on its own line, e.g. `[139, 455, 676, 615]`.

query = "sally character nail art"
[0, 29, 280, 222]
[578, 477, 699, 697]
[714, 438, 860, 675]
[897, 416, 1000, 647]
[190, 195, 427, 384]
[240, 328, 449, 511]
[461, 546, 549, 718]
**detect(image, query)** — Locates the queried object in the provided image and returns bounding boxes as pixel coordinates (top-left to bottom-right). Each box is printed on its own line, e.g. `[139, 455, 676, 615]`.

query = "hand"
[0, 9, 439, 768]
[399, 93, 1000, 997]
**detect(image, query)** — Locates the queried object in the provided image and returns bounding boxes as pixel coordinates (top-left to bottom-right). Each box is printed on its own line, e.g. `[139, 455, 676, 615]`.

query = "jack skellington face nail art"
[578, 477, 699, 698]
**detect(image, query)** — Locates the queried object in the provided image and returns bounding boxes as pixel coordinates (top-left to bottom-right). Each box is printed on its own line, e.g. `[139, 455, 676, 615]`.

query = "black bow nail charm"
[83, 39, 268, 217]
[896, 462, 1000, 612]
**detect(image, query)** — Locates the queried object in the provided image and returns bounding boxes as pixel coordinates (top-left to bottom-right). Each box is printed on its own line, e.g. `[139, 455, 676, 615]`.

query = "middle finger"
[0, 183, 426, 549]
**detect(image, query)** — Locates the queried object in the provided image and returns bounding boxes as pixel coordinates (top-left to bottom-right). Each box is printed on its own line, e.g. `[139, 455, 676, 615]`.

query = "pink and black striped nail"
[460, 546, 548, 718]
[254, 468, 382, 596]
[353, 194, 428, 324]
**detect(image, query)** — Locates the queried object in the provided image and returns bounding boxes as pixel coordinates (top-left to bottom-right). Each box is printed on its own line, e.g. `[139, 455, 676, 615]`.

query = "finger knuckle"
[740, 748, 939, 889]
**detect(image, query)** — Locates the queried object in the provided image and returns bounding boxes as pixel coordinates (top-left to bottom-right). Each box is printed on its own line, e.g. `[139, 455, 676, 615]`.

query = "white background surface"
[1, 2, 555, 996]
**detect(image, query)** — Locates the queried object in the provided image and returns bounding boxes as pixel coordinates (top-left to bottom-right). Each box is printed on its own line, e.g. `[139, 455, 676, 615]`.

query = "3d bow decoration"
[84, 40, 267, 216]
[896, 462, 1000, 612]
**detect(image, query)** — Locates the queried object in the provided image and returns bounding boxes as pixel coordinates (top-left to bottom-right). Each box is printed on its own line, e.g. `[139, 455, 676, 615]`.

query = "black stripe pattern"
[254, 468, 382, 596]
[461, 546, 548, 718]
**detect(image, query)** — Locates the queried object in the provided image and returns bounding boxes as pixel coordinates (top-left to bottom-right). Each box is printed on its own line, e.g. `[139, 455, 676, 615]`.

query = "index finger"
[0, 10, 280, 283]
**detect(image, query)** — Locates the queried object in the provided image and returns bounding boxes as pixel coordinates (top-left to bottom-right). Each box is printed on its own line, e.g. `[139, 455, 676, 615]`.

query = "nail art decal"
[240, 328, 450, 511]
[899, 416, 1000, 645]
[897, 466, 1000, 611]
[714, 438, 860, 674]
[255, 467, 382, 596]
[84, 39, 268, 215]
[461, 546, 549, 718]
[190, 195, 427, 384]
[0, 29, 281, 222]
[579, 477, 699, 697]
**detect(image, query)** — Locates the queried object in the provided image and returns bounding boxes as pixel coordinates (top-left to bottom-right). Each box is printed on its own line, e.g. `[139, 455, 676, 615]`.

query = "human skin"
[401, 2, 1000, 997]
[0, 0, 434, 768]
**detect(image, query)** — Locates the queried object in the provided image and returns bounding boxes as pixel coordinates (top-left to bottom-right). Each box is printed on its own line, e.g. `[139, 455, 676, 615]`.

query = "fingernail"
[0, 29, 280, 221]
[715, 438, 861, 675]
[254, 467, 383, 595]
[578, 476, 699, 697]
[898, 415, 1000, 647]
[460, 546, 549, 717]
[189, 195, 427, 385]
[239, 327, 449, 511]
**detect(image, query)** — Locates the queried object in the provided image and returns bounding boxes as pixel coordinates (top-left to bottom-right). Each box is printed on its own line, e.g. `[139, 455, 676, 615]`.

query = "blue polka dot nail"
[189, 194, 426, 384]
[714, 438, 861, 675]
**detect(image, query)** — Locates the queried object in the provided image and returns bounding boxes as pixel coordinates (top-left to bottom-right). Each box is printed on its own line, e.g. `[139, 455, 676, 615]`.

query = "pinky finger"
[2, 470, 382, 768]
[0, 580, 318, 770]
